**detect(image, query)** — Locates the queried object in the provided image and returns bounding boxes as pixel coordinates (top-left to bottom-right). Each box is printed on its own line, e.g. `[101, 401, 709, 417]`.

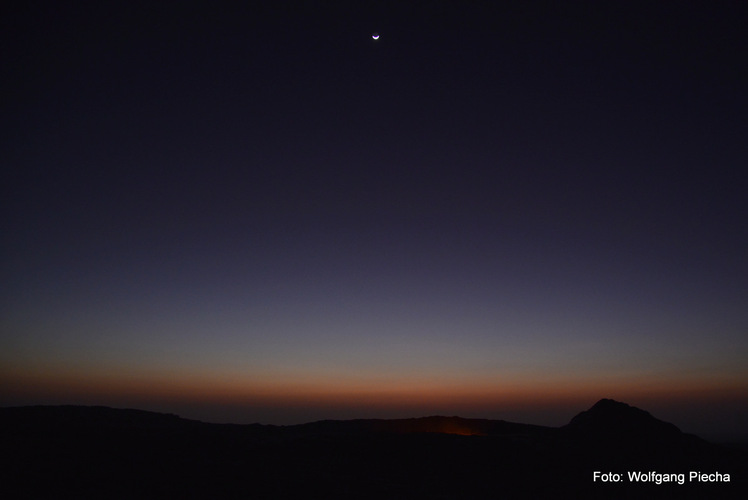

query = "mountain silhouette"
[1, 399, 745, 499]
[565, 398, 683, 437]
[561, 399, 722, 465]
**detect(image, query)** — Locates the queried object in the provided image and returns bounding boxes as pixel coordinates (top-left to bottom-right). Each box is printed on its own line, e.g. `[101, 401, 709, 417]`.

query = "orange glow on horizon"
[3, 362, 747, 423]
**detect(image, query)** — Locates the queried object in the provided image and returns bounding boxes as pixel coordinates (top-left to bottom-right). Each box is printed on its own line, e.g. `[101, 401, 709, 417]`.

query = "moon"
[371, 33, 380, 40]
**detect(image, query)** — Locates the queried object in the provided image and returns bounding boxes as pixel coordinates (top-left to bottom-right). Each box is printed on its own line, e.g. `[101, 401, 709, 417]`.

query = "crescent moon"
[372, 33, 380, 40]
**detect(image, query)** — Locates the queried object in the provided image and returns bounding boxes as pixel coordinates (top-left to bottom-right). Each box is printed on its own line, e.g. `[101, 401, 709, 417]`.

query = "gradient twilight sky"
[2, 1, 747, 438]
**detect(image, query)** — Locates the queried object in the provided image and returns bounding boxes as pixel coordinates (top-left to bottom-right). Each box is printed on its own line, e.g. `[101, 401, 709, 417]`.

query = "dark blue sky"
[2, 1, 747, 438]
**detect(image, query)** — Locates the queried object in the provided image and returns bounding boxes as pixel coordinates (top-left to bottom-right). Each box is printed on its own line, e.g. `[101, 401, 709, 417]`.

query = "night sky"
[3, 1, 747, 439]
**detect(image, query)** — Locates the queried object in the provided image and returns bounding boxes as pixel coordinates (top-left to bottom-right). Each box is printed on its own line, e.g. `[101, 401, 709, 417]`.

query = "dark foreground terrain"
[1, 399, 746, 499]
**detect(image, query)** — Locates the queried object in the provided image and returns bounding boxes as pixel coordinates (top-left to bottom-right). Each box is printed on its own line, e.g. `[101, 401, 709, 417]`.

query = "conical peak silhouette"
[565, 399, 682, 438]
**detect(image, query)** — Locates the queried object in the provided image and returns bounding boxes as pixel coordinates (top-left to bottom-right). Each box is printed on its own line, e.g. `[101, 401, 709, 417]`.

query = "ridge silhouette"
[565, 398, 682, 436]
[1, 399, 745, 499]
